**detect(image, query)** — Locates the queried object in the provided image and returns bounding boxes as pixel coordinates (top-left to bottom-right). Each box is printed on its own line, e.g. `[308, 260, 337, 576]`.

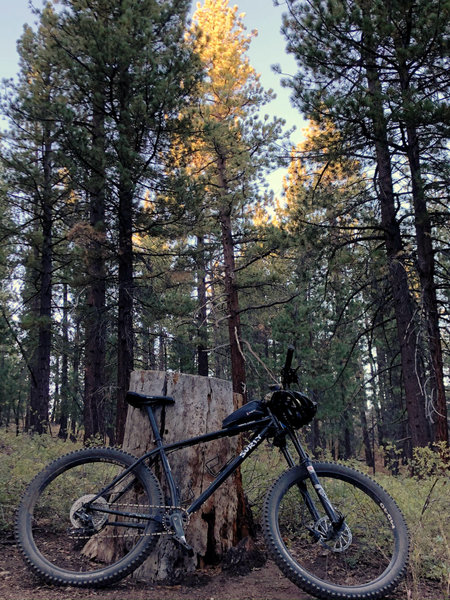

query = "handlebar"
[281, 345, 298, 388]
[284, 345, 294, 371]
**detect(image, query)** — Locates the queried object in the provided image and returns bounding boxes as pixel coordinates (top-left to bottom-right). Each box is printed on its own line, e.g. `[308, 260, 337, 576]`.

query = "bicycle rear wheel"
[16, 447, 163, 587]
[263, 462, 409, 600]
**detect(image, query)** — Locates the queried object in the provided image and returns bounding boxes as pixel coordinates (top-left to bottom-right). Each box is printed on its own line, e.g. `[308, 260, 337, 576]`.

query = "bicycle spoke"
[277, 476, 397, 587]
[17, 448, 163, 584]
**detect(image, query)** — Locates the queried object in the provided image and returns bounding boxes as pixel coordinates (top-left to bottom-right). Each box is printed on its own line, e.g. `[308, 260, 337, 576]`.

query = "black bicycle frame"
[88, 403, 341, 532]
[143, 403, 341, 528]
[144, 404, 274, 516]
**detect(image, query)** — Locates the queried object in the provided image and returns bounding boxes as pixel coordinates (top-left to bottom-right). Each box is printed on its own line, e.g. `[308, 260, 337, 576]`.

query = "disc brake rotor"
[315, 516, 352, 552]
[69, 494, 108, 531]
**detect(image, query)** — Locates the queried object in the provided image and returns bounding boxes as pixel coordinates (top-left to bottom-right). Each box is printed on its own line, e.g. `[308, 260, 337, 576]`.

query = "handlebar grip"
[284, 345, 295, 371]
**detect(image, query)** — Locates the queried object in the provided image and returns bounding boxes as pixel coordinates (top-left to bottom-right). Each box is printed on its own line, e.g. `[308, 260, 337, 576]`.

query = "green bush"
[377, 444, 449, 597]
[0, 429, 82, 532]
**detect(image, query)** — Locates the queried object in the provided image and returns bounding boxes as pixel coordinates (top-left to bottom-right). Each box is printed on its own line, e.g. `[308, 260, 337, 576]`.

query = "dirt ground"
[0, 533, 446, 600]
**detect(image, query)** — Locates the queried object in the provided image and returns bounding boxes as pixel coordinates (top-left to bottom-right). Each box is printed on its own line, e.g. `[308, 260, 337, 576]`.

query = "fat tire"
[262, 462, 409, 600]
[16, 447, 163, 587]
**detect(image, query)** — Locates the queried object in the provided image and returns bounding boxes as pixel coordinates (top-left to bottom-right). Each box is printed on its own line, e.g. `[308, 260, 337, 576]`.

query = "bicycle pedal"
[174, 535, 194, 556]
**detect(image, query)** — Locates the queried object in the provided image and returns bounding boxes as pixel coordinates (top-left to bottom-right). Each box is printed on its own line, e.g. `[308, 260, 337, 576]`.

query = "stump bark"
[122, 370, 246, 582]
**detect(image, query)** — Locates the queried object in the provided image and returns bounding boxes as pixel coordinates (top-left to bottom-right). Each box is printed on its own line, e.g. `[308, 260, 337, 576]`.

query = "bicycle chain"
[68, 503, 190, 541]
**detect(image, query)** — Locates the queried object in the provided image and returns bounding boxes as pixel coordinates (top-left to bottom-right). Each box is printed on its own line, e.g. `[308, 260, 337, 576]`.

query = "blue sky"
[0, 1, 38, 81]
[0, 0, 306, 195]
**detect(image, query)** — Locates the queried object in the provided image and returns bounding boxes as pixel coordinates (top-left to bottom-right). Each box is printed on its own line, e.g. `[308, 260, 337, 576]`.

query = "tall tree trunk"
[116, 183, 134, 444]
[210, 275, 225, 379]
[217, 156, 247, 402]
[365, 59, 430, 450]
[360, 405, 374, 470]
[406, 125, 447, 444]
[368, 286, 408, 453]
[71, 316, 82, 441]
[196, 235, 209, 376]
[341, 410, 352, 459]
[58, 283, 70, 439]
[115, 67, 134, 445]
[84, 99, 107, 443]
[395, 23, 448, 445]
[28, 134, 53, 434]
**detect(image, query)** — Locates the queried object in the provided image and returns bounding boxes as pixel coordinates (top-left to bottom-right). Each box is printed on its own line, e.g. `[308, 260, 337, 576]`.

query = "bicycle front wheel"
[16, 447, 163, 587]
[263, 462, 409, 600]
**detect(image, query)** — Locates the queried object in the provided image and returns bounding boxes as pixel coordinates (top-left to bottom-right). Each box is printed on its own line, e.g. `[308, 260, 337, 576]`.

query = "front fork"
[277, 429, 346, 539]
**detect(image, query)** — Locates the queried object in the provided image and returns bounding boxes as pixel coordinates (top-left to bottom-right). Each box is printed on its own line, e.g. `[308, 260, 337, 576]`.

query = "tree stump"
[122, 370, 246, 582]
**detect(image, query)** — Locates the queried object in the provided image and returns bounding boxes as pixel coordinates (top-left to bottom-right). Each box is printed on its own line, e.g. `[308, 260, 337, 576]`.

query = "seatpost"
[145, 404, 192, 553]
[145, 405, 180, 507]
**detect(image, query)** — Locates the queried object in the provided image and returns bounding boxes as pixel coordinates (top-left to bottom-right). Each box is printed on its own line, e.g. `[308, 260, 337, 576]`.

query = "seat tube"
[146, 405, 180, 507]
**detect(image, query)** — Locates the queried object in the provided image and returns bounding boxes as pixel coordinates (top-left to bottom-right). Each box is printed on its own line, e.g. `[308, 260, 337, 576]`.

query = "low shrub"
[0, 428, 82, 532]
[377, 444, 449, 598]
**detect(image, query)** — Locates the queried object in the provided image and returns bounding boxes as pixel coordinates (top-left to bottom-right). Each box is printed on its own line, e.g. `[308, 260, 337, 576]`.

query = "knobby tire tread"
[262, 461, 409, 600]
[15, 447, 163, 587]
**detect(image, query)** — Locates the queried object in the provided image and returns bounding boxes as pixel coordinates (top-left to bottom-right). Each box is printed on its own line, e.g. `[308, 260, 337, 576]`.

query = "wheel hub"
[69, 494, 108, 531]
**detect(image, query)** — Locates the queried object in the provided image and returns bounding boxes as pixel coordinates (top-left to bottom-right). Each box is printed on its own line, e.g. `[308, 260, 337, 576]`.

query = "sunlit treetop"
[187, 0, 268, 119]
[170, 0, 283, 212]
[279, 118, 366, 230]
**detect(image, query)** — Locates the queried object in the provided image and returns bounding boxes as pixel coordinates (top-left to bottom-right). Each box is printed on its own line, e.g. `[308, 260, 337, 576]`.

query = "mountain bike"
[16, 347, 409, 600]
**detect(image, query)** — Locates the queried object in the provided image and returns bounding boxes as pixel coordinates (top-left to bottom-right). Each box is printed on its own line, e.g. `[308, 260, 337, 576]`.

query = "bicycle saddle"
[125, 391, 176, 408]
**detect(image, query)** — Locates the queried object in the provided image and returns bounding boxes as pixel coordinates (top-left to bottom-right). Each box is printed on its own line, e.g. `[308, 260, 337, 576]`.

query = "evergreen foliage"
[280, 0, 449, 450]
[0, 0, 447, 462]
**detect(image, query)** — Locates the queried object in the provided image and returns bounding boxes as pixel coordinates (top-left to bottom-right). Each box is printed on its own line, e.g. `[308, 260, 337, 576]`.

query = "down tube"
[187, 423, 272, 516]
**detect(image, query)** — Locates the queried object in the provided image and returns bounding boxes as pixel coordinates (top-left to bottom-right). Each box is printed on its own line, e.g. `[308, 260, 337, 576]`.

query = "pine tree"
[2, 6, 68, 434]
[178, 0, 284, 399]
[278, 121, 372, 457]
[387, 0, 449, 444]
[46, 0, 197, 442]
[0, 167, 29, 429]
[281, 0, 449, 448]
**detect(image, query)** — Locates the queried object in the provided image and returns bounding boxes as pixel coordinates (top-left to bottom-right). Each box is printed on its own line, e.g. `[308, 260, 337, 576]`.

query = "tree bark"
[395, 14, 448, 445]
[115, 182, 134, 444]
[364, 56, 431, 450]
[58, 283, 70, 439]
[28, 132, 53, 434]
[196, 236, 209, 376]
[217, 156, 247, 401]
[83, 99, 107, 443]
[406, 125, 447, 444]
[120, 370, 247, 581]
[115, 67, 135, 446]
[360, 406, 374, 470]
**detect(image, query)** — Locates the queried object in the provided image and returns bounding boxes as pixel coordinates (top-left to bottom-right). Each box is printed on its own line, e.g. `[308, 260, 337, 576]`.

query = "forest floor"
[0, 533, 446, 600]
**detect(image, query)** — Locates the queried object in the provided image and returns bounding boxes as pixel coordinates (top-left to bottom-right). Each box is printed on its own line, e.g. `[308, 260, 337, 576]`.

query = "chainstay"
[67, 503, 190, 541]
